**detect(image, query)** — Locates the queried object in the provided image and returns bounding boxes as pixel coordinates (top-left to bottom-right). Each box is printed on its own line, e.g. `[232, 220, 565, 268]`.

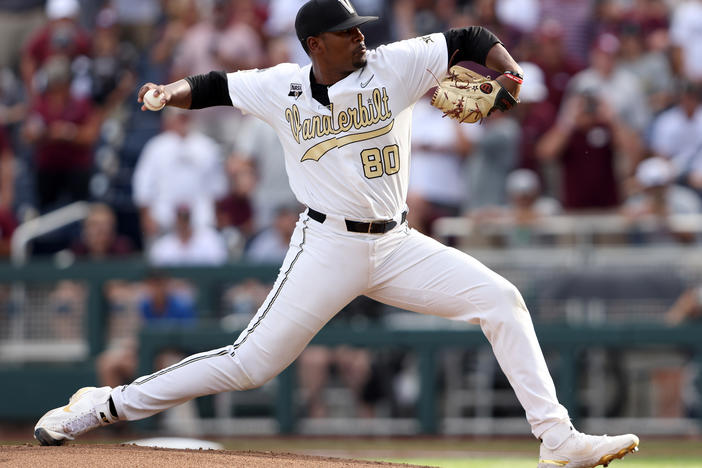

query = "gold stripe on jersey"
[285, 87, 392, 162]
[301, 119, 395, 162]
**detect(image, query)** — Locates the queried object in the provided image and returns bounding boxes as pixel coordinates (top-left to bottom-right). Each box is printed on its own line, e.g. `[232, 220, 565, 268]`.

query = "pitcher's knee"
[228, 354, 276, 391]
[243, 372, 274, 390]
[478, 277, 528, 315]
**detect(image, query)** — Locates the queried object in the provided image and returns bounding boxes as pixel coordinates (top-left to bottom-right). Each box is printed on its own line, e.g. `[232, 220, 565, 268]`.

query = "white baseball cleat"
[34, 386, 119, 446]
[538, 430, 639, 467]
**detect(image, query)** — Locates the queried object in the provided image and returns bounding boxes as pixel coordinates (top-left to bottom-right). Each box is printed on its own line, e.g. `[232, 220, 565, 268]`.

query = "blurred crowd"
[0, 0, 702, 263]
[3, 0, 702, 423]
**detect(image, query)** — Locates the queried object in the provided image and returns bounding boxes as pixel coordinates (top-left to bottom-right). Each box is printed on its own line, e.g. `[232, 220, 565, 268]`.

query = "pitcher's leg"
[369, 229, 569, 437]
[112, 220, 365, 421]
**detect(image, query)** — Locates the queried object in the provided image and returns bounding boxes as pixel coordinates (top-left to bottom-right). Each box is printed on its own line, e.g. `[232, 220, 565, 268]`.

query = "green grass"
[379, 458, 702, 468]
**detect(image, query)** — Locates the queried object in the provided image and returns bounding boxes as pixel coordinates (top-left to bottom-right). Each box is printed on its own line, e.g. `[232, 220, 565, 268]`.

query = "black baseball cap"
[295, 0, 378, 45]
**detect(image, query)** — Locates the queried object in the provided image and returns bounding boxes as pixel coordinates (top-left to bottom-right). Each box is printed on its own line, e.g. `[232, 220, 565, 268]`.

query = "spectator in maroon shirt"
[513, 62, 558, 178]
[0, 126, 16, 257]
[535, 90, 643, 211]
[0, 209, 16, 257]
[0, 126, 15, 211]
[70, 203, 134, 260]
[216, 154, 256, 239]
[20, 0, 91, 98]
[531, 20, 585, 111]
[21, 56, 101, 212]
[623, 0, 669, 40]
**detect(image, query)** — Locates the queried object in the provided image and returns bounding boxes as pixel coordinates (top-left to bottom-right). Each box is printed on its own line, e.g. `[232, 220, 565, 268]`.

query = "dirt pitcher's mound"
[0, 444, 428, 467]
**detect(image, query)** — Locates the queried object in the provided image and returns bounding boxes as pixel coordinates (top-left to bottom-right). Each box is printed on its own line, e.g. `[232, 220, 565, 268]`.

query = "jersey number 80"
[360, 144, 400, 179]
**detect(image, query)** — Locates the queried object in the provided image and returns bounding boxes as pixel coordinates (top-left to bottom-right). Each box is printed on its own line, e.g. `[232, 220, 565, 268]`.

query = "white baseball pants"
[111, 211, 569, 438]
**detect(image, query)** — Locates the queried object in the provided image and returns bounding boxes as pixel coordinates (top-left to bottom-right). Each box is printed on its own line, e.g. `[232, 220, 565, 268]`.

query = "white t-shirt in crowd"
[670, 1, 702, 80]
[149, 227, 228, 266]
[409, 95, 481, 207]
[133, 130, 227, 231]
[650, 105, 702, 173]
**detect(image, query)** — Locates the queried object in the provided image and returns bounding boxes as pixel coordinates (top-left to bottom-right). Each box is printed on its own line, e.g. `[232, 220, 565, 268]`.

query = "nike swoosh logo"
[360, 74, 375, 88]
[63, 387, 92, 412]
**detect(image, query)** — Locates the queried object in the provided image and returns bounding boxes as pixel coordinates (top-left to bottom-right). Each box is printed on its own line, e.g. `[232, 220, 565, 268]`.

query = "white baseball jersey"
[226, 33, 448, 221]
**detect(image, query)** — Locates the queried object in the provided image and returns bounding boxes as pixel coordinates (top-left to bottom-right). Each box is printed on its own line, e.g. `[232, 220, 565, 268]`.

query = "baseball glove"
[430, 65, 519, 123]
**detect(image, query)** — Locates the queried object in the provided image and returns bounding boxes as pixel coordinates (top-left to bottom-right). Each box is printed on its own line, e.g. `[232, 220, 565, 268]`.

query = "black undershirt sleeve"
[443, 27, 502, 68]
[184, 71, 233, 109]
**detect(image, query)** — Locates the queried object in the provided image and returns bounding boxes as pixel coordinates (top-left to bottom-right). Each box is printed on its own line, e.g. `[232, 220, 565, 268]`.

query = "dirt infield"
[0, 444, 427, 467]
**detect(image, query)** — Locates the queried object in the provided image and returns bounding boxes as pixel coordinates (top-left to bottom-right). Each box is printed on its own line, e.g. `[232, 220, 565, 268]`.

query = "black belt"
[307, 208, 407, 234]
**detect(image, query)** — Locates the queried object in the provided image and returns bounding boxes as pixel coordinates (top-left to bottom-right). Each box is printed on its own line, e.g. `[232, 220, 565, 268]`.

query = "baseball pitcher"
[35, 1, 639, 466]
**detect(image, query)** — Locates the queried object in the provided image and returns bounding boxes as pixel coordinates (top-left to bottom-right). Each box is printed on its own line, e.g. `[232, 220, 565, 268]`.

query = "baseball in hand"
[143, 89, 166, 111]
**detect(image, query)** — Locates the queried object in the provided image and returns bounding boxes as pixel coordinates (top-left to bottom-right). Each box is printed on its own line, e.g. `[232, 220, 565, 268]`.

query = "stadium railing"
[433, 213, 702, 248]
[1, 256, 701, 436]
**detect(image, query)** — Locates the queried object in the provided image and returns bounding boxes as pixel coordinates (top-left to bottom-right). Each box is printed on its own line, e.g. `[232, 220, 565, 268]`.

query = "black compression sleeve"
[443, 27, 501, 67]
[184, 71, 233, 109]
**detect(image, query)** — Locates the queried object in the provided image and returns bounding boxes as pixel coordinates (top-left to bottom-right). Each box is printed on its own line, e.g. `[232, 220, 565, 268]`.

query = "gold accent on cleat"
[540, 440, 640, 468]
[595, 441, 640, 467]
